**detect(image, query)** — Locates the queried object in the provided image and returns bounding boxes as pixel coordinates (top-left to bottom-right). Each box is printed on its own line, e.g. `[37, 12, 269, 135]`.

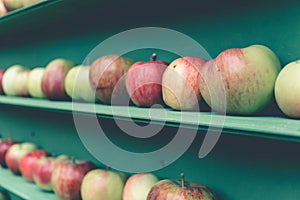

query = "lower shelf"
[0, 167, 58, 200]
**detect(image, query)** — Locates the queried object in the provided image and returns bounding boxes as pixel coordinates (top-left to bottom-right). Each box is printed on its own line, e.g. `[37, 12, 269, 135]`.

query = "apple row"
[0, 44, 299, 118]
[0, 138, 217, 200]
[0, 0, 43, 17]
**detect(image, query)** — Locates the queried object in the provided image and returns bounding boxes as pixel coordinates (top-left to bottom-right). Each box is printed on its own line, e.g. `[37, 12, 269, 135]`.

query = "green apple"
[64, 65, 97, 102]
[2, 65, 27, 96]
[275, 60, 300, 118]
[27, 68, 45, 98]
[81, 168, 126, 200]
[199, 44, 282, 115]
[123, 173, 159, 200]
[13, 70, 31, 97]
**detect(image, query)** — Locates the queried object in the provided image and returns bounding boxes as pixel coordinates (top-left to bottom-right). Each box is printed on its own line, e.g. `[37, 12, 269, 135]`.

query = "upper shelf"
[0, 95, 299, 143]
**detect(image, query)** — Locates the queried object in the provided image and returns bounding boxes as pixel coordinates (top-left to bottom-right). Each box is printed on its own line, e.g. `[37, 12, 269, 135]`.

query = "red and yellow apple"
[199, 44, 281, 115]
[13, 69, 31, 97]
[33, 154, 69, 191]
[126, 53, 168, 107]
[81, 168, 126, 200]
[147, 173, 216, 200]
[89, 54, 133, 104]
[41, 58, 75, 100]
[0, 0, 7, 16]
[5, 142, 37, 175]
[19, 149, 50, 182]
[123, 173, 159, 200]
[162, 56, 206, 110]
[51, 158, 96, 200]
[2, 0, 22, 11]
[2, 65, 27, 96]
[0, 138, 17, 168]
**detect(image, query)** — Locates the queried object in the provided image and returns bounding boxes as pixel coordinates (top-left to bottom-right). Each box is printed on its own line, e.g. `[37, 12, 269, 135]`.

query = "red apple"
[162, 57, 206, 110]
[0, 0, 7, 16]
[199, 44, 281, 115]
[81, 168, 126, 200]
[0, 138, 17, 168]
[0, 69, 5, 94]
[147, 173, 216, 200]
[51, 158, 97, 200]
[89, 54, 133, 104]
[126, 53, 168, 107]
[5, 142, 37, 175]
[13, 69, 31, 97]
[41, 58, 75, 100]
[33, 154, 69, 191]
[19, 149, 50, 182]
[123, 173, 159, 200]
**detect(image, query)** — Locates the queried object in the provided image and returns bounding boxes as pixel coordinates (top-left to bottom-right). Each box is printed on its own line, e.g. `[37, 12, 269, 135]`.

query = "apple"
[162, 56, 206, 110]
[89, 54, 134, 104]
[0, 69, 5, 94]
[147, 173, 216, 200]
[199, 44, 281, 115]
[19, 149, 50, 182]
[2, 0, 22, 11]
[126, 53, 168, 107]
[64, 65, 97, 102]
[123, 173, 159, 200]
[5, 142, 37, 175]
[2, 65, 27, 96]
[41, 58, 75, 100]
[51, 158, 97, 200]
[81, 168, 126, 200]
[33, 154, 69, 191]
[275, 60, 300, 118]
[27, 67, 46, 98]
[13, 69, 30, 97]
[0, 138, 17, 168]
[0, 0, 7, 18]
[0, 190, 9, 200]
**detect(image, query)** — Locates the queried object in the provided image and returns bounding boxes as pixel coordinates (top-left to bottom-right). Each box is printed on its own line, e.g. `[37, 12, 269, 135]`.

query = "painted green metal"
[0, 0, 300, 199]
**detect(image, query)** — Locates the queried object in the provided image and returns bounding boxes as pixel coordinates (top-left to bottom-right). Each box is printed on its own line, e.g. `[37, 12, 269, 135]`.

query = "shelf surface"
[0, 95, 299, 143]
[0, 167, 58, 200]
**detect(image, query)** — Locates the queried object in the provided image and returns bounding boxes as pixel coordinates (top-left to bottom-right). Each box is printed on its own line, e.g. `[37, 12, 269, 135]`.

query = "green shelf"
[0, 167, 58, 200]
[0, 95, 299, 143]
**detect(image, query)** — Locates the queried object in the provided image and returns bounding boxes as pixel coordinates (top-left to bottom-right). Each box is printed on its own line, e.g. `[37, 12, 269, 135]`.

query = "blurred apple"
[5, 142, 37, 175]
[2, 65, 27, 96]
[33, 154, 69, 191]
[42, 58, 75, 100]
[0, 1, 7, 17]
[13, 70, 30, 97]
[123, 173, 159, 200]
[162, 56, 206, 110]
[27, 67, 45, 98]
[19, 149, 50, 182]
[0, 138, 17, 168]
[126, 53, 168, 107]
[81, 168, 126, 200]
[51, 158, 96, 200]
[199, 44, 281, 115]
[147, 173, 216, 200]
[275, 60, 300, 118]
[65, 65, 97, 102]
[89, 54, 133, 104]
[2, 0, 22, 11]
[0, 69, 5, 94]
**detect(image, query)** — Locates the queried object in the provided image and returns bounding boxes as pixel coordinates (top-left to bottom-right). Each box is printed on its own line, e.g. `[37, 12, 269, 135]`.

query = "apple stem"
[181, 172, 185, 188]
[106, 166, 111, 171]
[150, 53, 157, 61]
